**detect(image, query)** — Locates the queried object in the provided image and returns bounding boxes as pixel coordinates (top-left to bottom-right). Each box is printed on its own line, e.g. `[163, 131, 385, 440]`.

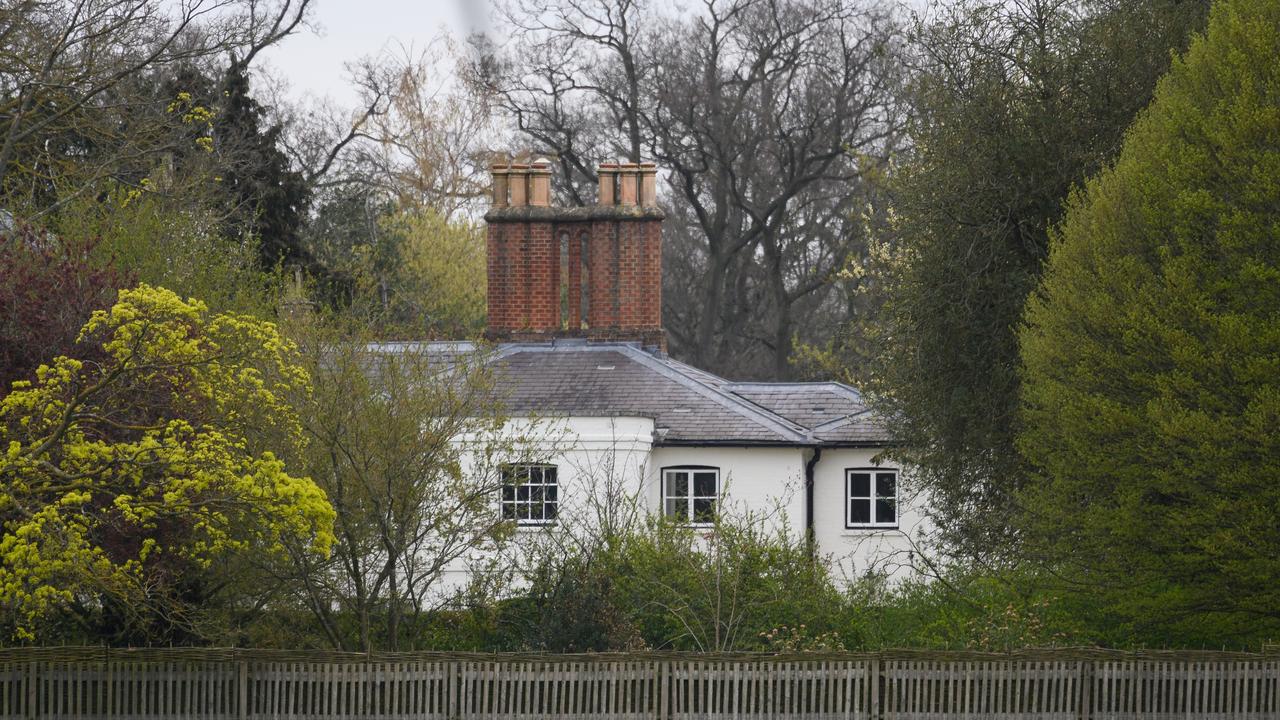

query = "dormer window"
[662, 466, 719, 526]
[846, 468, 897, 529]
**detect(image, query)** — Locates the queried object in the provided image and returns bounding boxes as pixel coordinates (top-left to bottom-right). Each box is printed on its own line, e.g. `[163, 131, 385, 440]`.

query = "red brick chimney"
[485, 159, 665, 349]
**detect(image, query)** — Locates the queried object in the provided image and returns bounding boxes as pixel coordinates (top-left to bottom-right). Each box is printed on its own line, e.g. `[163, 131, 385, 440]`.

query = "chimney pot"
[490, 164, 510, 207]
[530, 160, 552, 207]
[639, 162, 657, 207]
[618, 163, 639, 207]
[597, 162, 619, 206]
[508, 163, 530, 207]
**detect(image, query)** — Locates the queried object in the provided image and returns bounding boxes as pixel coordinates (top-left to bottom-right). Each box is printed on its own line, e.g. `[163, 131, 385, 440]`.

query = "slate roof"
[809, 412, 892, 444]
[381, 339, 893, 446]
[369, 341, 479, 369]
[723, 382, 865, 429]
[487, 341, 892, 447]
[715, 382, 890, 444]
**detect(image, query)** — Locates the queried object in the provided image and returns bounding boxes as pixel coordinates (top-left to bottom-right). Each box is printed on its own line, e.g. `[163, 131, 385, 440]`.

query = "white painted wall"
[439, 415, 656, 597]
[811, 448, 929, 583]
[437, 418, 927, 600]
[645, 446, 808, 539]
[522, 415, 656, 534]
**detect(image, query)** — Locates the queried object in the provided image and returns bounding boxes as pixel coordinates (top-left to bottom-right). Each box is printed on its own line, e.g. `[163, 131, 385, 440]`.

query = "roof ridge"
[724, 380, 864, 401]
[659, 356, 726, 383]
[365, 340, 480, 350]
[812, 408, 873, 431]
[613, 346, 812, 443]
[825, 382, 865, 402]
[725, 381, 842, 387]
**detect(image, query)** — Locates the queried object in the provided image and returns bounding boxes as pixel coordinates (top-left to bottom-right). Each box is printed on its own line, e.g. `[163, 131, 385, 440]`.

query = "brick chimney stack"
[485, 158, 664, 349]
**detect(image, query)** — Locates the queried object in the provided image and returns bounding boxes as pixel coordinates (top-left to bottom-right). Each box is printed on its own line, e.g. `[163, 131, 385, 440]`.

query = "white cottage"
[434, 159, 926, 589]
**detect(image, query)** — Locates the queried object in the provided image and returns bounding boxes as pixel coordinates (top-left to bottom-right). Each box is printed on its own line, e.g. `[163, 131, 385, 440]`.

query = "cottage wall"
[436, 418, 927, 602]
[645, 445, 808, 539]
[812, 448, 930, 583]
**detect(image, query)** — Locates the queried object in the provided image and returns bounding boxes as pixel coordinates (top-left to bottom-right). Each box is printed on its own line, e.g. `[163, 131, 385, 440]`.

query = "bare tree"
[279, 331, 555, 651]
[0, 0, 317, 214]
[282, 37, 499, 221]
[477, 0, 904, 378]
[358, 40, 500, 218]
[479, 0, 651, 203]
[275, 37, 500, 332]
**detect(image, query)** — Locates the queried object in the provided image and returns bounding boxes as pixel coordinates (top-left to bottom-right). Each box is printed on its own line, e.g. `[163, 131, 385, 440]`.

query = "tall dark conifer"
[215, 63, 313, 271]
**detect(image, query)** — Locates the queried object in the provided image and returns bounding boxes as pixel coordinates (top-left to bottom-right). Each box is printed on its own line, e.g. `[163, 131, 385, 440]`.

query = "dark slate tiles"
[395, 341, 894, 446]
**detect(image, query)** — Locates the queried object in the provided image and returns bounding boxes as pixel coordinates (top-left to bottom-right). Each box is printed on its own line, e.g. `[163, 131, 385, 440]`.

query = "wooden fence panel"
[0, 648, 1275, 718]
[1085, 657, 1280, 720]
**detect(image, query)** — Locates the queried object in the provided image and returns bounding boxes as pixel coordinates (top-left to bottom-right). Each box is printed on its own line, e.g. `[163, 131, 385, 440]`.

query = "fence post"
[869, 656, 880, 720]
[1080, 659, 1093, 720]
[106, 652, 114, 719]
[662, 657, 672, 720]
[24, 658, 35, 720]
[237, 658, 248, 720]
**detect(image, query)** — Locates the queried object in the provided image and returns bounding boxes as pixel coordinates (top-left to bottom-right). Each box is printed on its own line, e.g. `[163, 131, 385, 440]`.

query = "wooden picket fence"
[0, 647, 1277, 718]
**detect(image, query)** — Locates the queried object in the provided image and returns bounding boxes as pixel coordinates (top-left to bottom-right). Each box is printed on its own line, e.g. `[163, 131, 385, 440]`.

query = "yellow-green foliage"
[56, 190, 281, 319]
[0, 285, 334, 640]
[385, 209, 486, 336]
[1018, 0, 1280, 645]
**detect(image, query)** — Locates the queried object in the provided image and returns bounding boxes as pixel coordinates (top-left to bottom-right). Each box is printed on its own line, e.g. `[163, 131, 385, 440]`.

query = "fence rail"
[1, 647, 1278, 718]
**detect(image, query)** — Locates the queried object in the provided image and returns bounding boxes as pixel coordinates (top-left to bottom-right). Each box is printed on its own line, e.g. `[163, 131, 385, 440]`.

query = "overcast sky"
[258, 0, 491, 108]
[257, 0, 924, 111]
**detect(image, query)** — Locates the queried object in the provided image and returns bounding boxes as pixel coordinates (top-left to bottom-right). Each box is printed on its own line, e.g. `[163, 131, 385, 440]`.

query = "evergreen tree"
[1019, 0, 1280, 644]
[862, 0, 1208, 559]
[214, 63, 313, 271]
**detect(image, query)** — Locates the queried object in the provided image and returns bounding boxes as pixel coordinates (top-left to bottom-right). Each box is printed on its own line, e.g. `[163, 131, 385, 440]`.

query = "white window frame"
[662, 466, 720, 527]
[500, 464, 559, 526]
[845, 468, 898, 529]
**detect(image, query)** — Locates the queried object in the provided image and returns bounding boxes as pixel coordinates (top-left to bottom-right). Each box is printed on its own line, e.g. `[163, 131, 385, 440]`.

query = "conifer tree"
[1019, 0, 1280, 643]
[215, 64, 313, 271]
[861, 0, 1207, 559]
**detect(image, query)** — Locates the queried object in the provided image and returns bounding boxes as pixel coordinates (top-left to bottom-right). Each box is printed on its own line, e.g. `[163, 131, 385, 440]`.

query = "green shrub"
[56, 190, 282, 318]
[849, 572, 1093, 650]
[511, 515, 857, 652]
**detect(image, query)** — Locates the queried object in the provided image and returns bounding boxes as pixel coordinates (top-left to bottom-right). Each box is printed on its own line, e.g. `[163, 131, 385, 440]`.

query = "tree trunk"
[694, 249, 728, 371]
[0, 93, 35, 195]
[387, 562, 400, 651]
[765, 237, 793, 380]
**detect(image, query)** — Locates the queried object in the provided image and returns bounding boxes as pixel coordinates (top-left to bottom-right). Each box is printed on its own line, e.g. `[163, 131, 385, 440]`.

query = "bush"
[849, 572, 1092, 650]
[56, 191, 281, 318]
[0, 285, 332, 643]
[510, 514, 857, 652]
[0, 225, 133, 391]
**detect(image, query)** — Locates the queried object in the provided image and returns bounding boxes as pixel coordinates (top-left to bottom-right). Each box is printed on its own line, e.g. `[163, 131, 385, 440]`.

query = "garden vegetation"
[1, 0, 1276, 651]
